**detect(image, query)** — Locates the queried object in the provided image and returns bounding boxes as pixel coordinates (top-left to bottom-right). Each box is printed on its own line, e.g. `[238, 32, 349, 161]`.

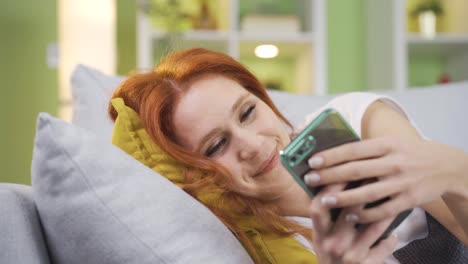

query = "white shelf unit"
[367, 0, 468, 91]
[137, 0, 327, 94]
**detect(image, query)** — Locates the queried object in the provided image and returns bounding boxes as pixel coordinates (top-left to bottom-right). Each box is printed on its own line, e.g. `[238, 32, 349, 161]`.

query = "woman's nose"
[236, 130, 261, 160]
[239, 147, 258, 160]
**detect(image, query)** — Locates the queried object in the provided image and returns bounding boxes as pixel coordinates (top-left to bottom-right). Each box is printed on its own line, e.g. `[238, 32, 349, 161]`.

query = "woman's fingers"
[310, 185, 342, 236]
[361, 234, 398, 264]
[314, 207, 397, 263]
[318, 178, 407, 209]
[305, 157, 398, 187]
[310, 184, 346, 245]
[321, 205, 362, 256]
[348, 194, 414, 224]
[310, 201, 331, 238]
[342, 218, 394, 261]
[308, 137, 395, 169]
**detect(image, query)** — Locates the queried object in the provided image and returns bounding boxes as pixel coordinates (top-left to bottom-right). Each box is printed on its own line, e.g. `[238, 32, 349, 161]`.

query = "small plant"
[140, 0, 192, 32]
[411, 0, 443, 17]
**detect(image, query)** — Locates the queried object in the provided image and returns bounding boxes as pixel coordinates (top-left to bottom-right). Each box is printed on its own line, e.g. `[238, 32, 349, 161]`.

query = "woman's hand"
[310, 184, 398, 264]
[304, 137, 468, 225]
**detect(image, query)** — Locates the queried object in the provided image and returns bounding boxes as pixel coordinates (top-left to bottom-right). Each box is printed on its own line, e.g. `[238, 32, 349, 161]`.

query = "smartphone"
[279, 108, 412, 245]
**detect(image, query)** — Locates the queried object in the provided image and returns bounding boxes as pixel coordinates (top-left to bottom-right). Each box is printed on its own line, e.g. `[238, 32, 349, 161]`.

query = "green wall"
[327, 0, 367, 93]
[0, 1, 58, 185]
[117, 0, 137, 75]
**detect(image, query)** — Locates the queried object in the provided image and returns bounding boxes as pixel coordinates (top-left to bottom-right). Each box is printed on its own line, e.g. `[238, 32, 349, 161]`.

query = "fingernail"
[308, 156, 324, 168]
[304, 172, 320, 184]
[345, 214, 359, 223]
[321, 196, 337, 206]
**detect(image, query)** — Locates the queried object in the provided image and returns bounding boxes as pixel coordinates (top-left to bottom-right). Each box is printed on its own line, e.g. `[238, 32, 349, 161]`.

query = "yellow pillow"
[110, 98, 317, 264]
[111, 98, 185, 187]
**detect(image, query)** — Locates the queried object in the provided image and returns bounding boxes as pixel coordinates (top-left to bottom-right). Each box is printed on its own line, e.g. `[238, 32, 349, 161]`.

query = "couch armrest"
[0, 183, 51, 264]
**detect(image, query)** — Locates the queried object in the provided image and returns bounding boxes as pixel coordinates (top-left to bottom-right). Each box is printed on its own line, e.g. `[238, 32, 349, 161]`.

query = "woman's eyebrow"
[231, 93, 249, 113]
[197, 128, 222, 152]
[197, 92, 250, 151]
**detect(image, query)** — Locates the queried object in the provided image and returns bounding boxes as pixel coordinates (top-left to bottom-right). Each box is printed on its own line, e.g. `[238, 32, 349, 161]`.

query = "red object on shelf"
[438, 73, 451, 84]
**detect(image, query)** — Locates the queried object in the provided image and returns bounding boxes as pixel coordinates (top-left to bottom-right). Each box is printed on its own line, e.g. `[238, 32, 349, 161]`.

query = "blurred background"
[1, 0, 467, 184]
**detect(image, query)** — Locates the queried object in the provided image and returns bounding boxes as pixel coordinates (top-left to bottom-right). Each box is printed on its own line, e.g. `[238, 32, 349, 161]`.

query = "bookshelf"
[136, 0, 327, 94]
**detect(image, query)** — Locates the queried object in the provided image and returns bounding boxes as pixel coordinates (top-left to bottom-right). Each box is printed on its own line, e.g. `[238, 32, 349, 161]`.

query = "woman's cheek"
[216, 155, 239, 178]
[256, 111, 277, 131]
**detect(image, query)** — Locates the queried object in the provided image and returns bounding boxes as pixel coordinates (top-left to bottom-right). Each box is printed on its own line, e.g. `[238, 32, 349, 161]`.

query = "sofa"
[1, 65, 467, 264]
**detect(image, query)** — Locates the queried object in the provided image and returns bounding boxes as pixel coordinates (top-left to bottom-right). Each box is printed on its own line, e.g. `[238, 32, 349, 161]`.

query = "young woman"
[109, 48, 468, 263]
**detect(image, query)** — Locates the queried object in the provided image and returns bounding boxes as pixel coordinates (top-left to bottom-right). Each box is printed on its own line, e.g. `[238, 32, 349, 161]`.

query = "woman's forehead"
[182, 76, 248, 107]
[171, 76, 251, 148]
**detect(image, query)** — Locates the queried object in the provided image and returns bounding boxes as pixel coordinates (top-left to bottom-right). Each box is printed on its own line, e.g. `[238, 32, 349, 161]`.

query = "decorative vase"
[418, 10, 436, 38]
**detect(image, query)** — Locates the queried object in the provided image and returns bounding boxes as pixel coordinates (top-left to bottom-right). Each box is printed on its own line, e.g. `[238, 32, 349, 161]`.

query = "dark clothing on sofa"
[394, 212, 468, 264]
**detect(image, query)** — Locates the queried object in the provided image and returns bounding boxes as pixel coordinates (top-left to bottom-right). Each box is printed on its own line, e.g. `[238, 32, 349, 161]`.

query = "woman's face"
[172, 75, 295, 200]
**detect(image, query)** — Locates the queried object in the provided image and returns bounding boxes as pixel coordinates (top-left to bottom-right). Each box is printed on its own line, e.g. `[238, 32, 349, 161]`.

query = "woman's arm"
[363, 101, 468, 243]
[306, 101, 468, 244]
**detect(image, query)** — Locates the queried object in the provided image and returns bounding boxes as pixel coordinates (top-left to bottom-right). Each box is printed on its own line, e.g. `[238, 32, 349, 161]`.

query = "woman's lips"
[254, 150, 279, 177]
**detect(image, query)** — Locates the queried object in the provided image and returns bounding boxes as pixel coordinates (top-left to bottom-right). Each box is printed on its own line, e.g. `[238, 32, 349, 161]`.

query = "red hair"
[109, 48, 312, 261]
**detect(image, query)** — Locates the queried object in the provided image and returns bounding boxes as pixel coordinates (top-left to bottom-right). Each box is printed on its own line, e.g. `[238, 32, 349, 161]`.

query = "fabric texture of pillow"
[71, 64, 123, 141]
[110, 98, 318, 264]
[31, 113, 253, 264]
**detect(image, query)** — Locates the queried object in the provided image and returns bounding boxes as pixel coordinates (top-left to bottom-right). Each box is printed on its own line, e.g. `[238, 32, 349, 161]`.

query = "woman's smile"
[253, 149, 280, 178]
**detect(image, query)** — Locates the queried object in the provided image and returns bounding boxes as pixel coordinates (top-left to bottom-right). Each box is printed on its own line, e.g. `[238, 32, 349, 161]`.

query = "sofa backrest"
[269, 82, 468, 152]
[382, 83, 468, 152]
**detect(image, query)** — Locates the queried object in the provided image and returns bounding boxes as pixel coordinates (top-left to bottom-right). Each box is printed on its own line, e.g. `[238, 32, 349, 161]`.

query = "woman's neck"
[274, 180, 314, 217]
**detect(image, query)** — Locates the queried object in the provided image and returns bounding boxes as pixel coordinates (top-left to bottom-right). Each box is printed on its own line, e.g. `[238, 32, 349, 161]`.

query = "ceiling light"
[254, 44, 278, 58]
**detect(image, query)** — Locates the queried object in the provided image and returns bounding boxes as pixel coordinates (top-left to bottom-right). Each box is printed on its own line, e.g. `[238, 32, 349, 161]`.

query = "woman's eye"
[240, 104, 256, 122]
[205, 138, 227, 157]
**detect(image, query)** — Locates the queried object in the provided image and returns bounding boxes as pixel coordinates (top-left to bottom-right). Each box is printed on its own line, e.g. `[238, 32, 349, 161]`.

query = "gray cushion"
[71, 64, 123, 141]
[31, 113, 253, 264]
[0, 183, 50, 264]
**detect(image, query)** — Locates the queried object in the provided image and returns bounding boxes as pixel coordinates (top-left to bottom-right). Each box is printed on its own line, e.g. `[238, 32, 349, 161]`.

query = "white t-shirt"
[290, 92, 429, 264]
